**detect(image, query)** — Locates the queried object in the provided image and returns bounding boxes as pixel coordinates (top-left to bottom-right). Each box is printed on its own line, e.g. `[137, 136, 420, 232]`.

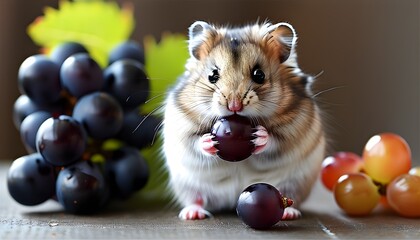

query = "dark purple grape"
[73, 92, 123, 139]
[18, 55, 62, 105]
[103, 59, 149, 110]
[56, 160, 109, 214]
[20, 111, 51, 152]
[36, 115, 87, 166]
[13, 95, 43, 129]
[117, 110, 161, 149]
[211, 115, 255, 162]
[7, 153, 56, 206]
[60, 53, 104, 98]
[236, 183, 293, 230]
[12, 95, 70, 129]
[108, 40, 145, 65]
[105, 146, 149, 199]
[50, 42, 89, 66]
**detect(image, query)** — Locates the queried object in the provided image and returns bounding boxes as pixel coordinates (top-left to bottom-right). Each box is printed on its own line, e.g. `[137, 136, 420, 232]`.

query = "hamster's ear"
[188, 21, 219, 60]
[266, 22, 297, 63]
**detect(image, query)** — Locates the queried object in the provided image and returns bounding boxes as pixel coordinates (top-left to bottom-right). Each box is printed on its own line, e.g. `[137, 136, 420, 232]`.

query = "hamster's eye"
[208, 69, 220, 84]
[251, 68, 265, 84]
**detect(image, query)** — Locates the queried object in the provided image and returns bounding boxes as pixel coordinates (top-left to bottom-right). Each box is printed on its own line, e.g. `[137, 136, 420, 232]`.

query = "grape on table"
[7, 153, 56, 206]
[236, 183, 293, 230]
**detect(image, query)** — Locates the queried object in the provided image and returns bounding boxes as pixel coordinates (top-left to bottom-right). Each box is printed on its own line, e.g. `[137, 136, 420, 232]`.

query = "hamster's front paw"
[199, 133, 218, 156]
[179, 204, 213, 220]
[282, 207, 302, 220]
[252, 125, 268, 154]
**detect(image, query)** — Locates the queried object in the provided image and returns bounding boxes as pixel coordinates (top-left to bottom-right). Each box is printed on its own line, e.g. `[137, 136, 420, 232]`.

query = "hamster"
[162, 20, 326, 220]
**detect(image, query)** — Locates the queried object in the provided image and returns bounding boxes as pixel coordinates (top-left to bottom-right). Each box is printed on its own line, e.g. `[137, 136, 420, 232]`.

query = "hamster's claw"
[252, 125, 268, 154]
[200, 133, 218, 156]
[179, 204, 213, 220]
[282, 207, 302, 220]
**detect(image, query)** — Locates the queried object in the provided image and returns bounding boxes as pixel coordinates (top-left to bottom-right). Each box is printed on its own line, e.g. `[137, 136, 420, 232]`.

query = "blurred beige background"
[0, 0, 419, 164]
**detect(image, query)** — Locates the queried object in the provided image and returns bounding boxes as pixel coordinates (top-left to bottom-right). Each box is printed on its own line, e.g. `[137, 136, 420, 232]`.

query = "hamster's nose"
[228, 98, 243, 112]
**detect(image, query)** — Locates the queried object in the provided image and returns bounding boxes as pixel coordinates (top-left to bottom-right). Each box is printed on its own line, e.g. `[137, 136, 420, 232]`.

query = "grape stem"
[372, 180, 387, 196]
[281, 196, 294, 208]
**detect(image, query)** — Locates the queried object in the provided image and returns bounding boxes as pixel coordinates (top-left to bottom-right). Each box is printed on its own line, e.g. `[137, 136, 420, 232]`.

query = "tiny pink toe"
[202, 141, 218, 153]
[200, 133, 218, 155]
[252, 136, 268, 146]
[253, 125, 268, 137]
[252, 125, 269, 154]
[179, 204, 212, 220]
[253, 145, 266, 155]
[282, 207, 301, 220]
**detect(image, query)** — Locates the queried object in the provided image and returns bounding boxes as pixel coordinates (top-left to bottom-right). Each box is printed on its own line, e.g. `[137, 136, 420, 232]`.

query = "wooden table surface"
[1, 161, 420, 239]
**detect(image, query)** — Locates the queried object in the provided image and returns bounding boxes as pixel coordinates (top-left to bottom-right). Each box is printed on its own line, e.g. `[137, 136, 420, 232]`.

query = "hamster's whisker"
[249, 116, 260, 128]
[150, 120, 164, 145]
[259, 98, 281, 108]
[132, 104, 164, 133]
[312, 85, 346, 99]
[212, 83, 228, 99]
[195, 83, 216, 92]
[144, 92, 168, 104]
[189, 80, 215, 95]
[312, 98, 344, 107]
[184, 98, 213, 110]
[253, 84, 265, 92]
[313, 70, 324, 80]
[242, 82, 254, 100]
[255, 86, 278, 97]
[198, 113, 216, 136]
[182, 99, 215, 128]
[213, 83, 221, 91]
[251, 108, 270, 127]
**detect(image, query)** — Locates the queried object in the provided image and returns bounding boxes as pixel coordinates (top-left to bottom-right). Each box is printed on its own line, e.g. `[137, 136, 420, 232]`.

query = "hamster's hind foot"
[282, 207, 302, 220]
[178, 204, 213, 220]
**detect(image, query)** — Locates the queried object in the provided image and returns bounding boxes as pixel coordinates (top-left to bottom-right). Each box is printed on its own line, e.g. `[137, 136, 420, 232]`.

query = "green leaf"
[137, 34, 189, 197]
[27, 0, 134, 67]
[141, 33, 189, 115]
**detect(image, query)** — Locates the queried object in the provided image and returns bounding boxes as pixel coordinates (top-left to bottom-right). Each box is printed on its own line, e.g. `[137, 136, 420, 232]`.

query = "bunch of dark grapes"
[8, 41, 161, 214]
